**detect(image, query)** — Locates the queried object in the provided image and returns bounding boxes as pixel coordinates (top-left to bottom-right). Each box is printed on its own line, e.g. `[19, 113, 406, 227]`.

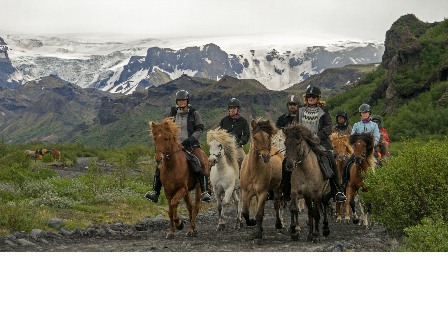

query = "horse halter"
[285, 138, 311, 169]
[209, 144, 223, 166]
[155, 133, 182, 162]
[252, 128, 271, 158]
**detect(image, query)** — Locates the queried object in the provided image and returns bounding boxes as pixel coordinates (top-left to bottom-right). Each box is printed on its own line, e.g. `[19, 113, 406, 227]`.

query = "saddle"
[182, 149, 202, 174]
[317, 153, 334, 180]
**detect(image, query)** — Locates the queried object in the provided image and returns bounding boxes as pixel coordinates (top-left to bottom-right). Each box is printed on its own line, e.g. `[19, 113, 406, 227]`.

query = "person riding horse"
[341, 103, 380, 189]
[218, 98, 250, 168]
[332, 110, 352, 136]
[371, 114, 390, 158]
[276, 87, 347, 203]
[145, 90, 211, 203]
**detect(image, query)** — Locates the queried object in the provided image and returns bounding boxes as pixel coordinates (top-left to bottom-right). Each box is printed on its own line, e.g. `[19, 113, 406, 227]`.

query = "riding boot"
[328, 152, 346, 203]
[145, 175, 162, 203]
[198, 173, 211, 202]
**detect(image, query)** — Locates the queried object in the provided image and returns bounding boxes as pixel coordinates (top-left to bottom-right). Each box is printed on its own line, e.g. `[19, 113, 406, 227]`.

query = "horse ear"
[149, 121, 159, 135]
[250, 119, 257, 129]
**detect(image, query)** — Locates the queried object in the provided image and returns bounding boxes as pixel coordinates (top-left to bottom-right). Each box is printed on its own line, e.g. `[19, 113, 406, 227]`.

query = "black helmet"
[176, 90, 189, 104]
[306, 86, 321, 96]
[359, 103, 371, 113]
[286, 94, 301, 105]
[228, 98, 241, 108]
[336, 110, 347, 119]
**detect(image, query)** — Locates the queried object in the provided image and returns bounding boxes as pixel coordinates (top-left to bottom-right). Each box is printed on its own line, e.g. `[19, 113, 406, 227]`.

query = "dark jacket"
[170, 106, 204, 147]
[276, 113, 296, 128]
[219, 115, 250, 146]
[293, 105, 333, 150]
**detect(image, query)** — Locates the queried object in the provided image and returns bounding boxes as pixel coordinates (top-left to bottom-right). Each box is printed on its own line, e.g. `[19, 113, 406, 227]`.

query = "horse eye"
[218, 144, 222, 148]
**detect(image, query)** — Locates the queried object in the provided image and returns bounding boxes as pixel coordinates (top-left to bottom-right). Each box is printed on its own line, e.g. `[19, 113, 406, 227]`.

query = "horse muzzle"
[209, 156, 217, 167]
[337, 154, 346, 162]
[260, 153, 271, 163]
[354, 156, 364, 164]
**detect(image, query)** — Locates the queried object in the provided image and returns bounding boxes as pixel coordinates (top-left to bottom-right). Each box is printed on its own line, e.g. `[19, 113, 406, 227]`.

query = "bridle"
[285, 137, 311, 169]
[209, 143, 223, 166]
[252, 128, 271, 158]
[155, 134, 182, 162]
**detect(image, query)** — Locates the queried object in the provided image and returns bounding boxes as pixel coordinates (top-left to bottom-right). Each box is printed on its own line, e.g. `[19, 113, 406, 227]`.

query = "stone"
[135, 220, 153, 231]
[30, 229, 44, 240]
[5, 240, 18, 247]
[154, 214, 164, 220]
[334, 241, 344, 251]
[179, 215, 189, 221]
[5, 234, 18, 242]
[13, 231, 28, 239]
[17, 239, 37, 247]
[59, 227, 72, 237]
[47, 218, 64, 229]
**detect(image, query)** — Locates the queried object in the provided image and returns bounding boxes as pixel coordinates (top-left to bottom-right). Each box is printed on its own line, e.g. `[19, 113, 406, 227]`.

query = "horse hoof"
[323, 228, 330, 237]
[253, 238, 262, 245]
[291, 233, 299, 241]
[344, 219, 350, 224]
[353, 218, 360, 225]
[336, 218, 341, 223]
[217, 224, 225, 231]
[176, 221, 184, 231]
[306, 234, 313, 242]
[186, 231, 197, 237]
[247, 219, 256, 227]
[276, 228, 283, 234]
[166, 233, 174, 239]
[313, 237, 320, 243]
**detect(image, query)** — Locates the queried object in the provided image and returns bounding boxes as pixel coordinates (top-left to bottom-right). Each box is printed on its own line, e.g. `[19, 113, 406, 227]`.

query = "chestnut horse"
[330, 133, 353, 222]
[240, 119, 284, 241]
[150, 118, 209, 238]
[375, 133, 388, 163]
[346, 132, 376, 229]
[283, 123, 332, 243]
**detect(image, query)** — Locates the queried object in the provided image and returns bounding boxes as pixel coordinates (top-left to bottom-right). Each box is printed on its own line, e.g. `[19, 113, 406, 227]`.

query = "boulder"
[47, 218, 64, 229]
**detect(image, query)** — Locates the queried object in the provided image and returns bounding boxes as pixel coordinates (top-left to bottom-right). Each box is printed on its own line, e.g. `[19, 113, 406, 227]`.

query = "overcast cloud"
[0, 0, 447, 41]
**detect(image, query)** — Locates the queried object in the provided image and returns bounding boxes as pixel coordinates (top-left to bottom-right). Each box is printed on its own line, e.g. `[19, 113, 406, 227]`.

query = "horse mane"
[150, 117, 180, 142]
[377, 133, 388, 156]
[283, 123, 325, 156]
[253, 118, 278, 137]
[271, 129, 285, 150]
[331, 133, 353, 153]
[207, 128, 238, 169]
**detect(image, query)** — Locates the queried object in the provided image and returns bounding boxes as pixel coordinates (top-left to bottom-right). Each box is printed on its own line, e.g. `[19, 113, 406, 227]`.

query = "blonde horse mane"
[150, 117, 180, 142]
[207, 128, 238, 169]
[271, 129, 285, 150]
[330, 133, 353, 153]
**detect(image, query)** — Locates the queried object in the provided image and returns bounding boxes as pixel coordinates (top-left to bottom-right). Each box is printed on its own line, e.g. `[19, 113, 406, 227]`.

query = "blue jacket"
[351, 120, 380, 146]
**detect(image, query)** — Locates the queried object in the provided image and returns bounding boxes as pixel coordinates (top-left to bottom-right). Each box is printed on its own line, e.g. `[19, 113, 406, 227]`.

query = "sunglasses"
[306, 94, 318, 99]
[288, 103, 298, 106]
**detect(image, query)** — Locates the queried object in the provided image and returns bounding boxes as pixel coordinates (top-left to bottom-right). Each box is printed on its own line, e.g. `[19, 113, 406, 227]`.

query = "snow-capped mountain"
[0, 33, 384, 93]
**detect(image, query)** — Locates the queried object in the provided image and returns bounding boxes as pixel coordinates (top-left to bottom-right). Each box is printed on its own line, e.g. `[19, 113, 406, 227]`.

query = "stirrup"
[335, 192, 347, 203]
[201, 192, 211, 203]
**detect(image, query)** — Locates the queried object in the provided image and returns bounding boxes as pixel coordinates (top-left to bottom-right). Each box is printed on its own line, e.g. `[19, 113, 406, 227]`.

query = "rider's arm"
[372, 123, 380, 146]
[382, 128, 390, 145]
[240, 119, 250, 146]
[191, 111, 204, 141]
[317, 111, 332, 143]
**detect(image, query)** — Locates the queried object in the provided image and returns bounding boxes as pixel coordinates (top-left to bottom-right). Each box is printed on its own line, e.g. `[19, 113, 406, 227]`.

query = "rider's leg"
[145, 167, 162, 203]
[327, 152, 347, 203]
[191, 147, 211, 202]
[341, 153, 355, 190]
[274, 159, 291, 202]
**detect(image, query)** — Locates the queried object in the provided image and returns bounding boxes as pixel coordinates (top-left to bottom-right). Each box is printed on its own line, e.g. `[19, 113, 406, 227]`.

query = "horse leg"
[348, 188, 359, 225]
[274, 200, 283, 231]
[322, 195, 331, 237]
[336, 202, 342, 222]
[218, 187, 233, 231]
[358, 199, 369, 230]
[312, 197, 322, 243]
[253, 192, 267, 241]
[345, 185, 352, 224]
[166, 195, 176, 239]
[167, 188, 187, 237]
[186, 184, 201, 236]
[304, 198, 314, 242]
[233, 189, 243, 229]
[289, 192, 300, 241]
[215, 187, 224, 231]
[242, 189, 256, 227]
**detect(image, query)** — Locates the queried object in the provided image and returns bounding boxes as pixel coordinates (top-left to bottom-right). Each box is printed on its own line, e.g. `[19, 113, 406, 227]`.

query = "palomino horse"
[207, 128, 242, 231]
[283, 123, 332, 243]
[150, 118, 209, 238]
[330, 133, 353, 222]
[346, 132, 376, 229]
[240, 119, 284, 241]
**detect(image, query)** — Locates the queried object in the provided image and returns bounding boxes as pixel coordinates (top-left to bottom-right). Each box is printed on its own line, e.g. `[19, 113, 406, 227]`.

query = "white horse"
[271, 129, 306, 213]
[207, 128, 242, 231]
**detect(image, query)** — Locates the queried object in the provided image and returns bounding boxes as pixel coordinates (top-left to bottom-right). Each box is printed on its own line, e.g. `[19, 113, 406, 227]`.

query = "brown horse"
[150, 117, 209, 238]
[346, 132, 376, 229]
[375, 133, 388, 163]
[240, 119, 284, 241]
[25, 149, 39, 161]
[330, 133, 353, 222]
[283, 123, 332, 243]
[51, 148, 61, 161]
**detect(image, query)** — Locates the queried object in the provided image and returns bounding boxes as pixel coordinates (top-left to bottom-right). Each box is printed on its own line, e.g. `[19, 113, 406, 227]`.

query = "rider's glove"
[181, 139, 190, 147]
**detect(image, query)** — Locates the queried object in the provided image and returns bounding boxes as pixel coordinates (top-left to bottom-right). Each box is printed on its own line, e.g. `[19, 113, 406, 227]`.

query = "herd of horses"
[151, 117, 388, 243]
[25, 148, 61, 162]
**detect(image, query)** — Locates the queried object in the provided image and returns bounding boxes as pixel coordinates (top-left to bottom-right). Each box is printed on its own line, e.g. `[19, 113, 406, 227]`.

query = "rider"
[277, 86, 347, 203]
[273, 94, 302, 201]
[218, 98, 250, 168]
[332, 110, 352, 136]
[145, 90, 211, 203]
[341, 104, 380, 189]
[371, 115, 390, 153]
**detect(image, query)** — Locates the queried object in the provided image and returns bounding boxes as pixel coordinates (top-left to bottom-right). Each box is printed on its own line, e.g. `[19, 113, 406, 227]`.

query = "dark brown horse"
[240, 119, 284, 241]
[346, 132, 376, 229]
[330, 133, 353, 222]
[150, 118, 209, 238]
[283, 123, 332, 243]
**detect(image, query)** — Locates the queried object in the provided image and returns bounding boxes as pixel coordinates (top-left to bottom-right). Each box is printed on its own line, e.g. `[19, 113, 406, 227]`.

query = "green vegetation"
[361, 139, 448, 241]
[400, 218, 448, 252]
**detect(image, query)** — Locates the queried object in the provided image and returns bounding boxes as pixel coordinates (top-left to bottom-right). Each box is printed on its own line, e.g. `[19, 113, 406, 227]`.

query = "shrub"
[360, 139, 448, 235]
[42, 153, 54, 163]
[0, 203, 47, 234]
[400, 218, 448, 252]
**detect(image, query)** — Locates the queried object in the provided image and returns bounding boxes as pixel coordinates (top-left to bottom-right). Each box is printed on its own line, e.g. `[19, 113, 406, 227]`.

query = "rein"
[155, 136, 183, 161]
[285, 139, 312, 168]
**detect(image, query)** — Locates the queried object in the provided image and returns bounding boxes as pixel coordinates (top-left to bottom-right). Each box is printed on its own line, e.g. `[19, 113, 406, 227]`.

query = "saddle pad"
[183, 149, 202, 174]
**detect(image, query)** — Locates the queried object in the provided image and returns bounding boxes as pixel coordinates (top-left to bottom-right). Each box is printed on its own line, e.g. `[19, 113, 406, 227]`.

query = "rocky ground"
[0, 157, 403, 252]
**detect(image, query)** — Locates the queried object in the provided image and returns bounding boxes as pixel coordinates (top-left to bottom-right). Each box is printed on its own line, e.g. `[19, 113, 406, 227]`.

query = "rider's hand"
[181, 139, 190, 147]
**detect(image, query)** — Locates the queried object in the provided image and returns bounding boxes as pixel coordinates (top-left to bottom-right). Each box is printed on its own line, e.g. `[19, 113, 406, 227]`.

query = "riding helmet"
[336, 110, 348, 120]
[306, 86, 321, 96]
[359, 103, 371, 113]
[286, 94, 301, 105]
[228, 98, 241, 109]
[176, 90, 190, 104]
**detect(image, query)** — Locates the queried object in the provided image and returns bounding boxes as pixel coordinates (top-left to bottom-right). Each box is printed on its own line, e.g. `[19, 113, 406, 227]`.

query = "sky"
[0, 0, 447, 42]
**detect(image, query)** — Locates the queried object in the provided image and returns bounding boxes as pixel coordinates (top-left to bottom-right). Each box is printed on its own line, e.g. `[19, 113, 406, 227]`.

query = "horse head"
[283, 123, 319, 172]
[251, 119, 277, 163]
[150, 118, 180, 164]
[331, 133, 351, 162]
[349, 132, 375, 165]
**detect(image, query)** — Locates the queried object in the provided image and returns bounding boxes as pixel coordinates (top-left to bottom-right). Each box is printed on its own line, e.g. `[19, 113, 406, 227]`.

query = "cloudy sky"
[1, 0, 447, 41]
